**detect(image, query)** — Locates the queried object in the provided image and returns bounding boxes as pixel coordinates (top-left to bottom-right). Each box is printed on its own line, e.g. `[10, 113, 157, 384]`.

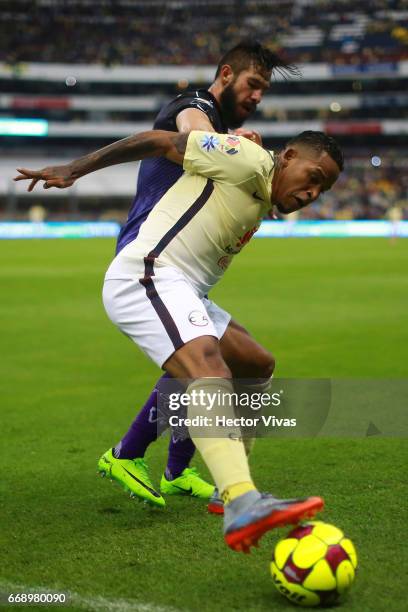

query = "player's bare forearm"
[13, 130, 188, 191]
[68, 130, 187, 174]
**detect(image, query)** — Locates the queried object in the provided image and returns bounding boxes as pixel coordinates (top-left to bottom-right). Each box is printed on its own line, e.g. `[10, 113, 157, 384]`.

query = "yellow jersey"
[117, 131, 275, 296]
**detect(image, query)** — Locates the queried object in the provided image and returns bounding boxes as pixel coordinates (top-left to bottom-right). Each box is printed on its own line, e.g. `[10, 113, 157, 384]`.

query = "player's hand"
[231, 128, 263, 147]
[13, 165, 76, 192]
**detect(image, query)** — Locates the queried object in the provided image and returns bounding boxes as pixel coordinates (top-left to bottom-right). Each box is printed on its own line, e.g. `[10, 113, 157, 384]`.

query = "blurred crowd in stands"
[1, 0, 407, 223]
[1, 0, 407, 67]
[298, 154, 408, 220]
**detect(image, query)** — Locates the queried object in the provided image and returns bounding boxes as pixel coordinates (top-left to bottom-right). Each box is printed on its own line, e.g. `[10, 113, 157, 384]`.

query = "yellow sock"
[186, 378, 255, 495]
[222, 481, 257, 505]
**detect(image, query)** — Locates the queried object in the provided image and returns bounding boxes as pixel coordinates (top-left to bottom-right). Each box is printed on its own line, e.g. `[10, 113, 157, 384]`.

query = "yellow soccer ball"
[270, 521, 357, 607]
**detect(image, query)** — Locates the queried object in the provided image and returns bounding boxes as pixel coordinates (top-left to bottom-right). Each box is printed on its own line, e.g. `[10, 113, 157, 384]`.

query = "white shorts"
[102, 259, 231, 368]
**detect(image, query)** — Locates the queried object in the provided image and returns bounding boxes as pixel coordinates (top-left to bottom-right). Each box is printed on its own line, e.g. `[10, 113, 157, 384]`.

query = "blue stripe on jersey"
[143, 178, 214, 276]
[139, 179, 214, 350]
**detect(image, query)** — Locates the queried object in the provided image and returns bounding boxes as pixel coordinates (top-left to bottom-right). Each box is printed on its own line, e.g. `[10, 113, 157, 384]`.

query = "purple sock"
[165, 435, 196, 480]
[114, 373, 172, 459]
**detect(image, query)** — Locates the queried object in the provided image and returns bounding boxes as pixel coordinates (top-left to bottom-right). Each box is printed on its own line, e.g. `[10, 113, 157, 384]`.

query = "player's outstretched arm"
[13, 130, 189, 191]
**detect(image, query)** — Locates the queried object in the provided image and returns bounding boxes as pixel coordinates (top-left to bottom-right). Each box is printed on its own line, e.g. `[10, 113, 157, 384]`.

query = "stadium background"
[1, 2, 407, 611]
[1, 0, 408, 224]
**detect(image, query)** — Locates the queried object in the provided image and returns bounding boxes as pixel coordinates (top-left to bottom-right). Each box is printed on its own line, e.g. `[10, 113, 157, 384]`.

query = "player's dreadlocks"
[215, 39, 300, 80]
[287, 131, 344, 172]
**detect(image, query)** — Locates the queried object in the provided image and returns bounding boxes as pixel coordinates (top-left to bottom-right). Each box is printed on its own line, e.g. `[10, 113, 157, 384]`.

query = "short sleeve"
[177, 95, 216, 117]
[183, 131, 274, 194]
[154, 92, 223, 131]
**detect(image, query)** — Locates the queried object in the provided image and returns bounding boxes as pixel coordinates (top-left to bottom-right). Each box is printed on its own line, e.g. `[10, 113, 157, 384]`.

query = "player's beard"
[219, 82, 245, 129]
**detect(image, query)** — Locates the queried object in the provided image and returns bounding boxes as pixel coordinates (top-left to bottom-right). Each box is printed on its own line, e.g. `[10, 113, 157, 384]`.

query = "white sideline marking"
[0, 581, 180, 611]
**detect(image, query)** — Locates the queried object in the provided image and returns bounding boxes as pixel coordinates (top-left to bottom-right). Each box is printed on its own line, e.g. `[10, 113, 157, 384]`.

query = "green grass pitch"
[1, 237, 407, 611]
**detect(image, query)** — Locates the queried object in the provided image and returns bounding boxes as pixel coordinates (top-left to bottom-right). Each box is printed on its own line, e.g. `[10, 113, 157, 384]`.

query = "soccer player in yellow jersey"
[15, 128, 342, 552]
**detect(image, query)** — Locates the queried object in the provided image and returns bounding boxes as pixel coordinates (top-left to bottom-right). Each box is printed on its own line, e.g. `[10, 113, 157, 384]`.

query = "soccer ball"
[270, 521, 357, 607]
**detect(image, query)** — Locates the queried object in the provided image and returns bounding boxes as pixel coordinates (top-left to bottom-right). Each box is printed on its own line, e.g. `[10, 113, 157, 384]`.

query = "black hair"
[215, 39, 299, 81]
[287, 131, 344, 172]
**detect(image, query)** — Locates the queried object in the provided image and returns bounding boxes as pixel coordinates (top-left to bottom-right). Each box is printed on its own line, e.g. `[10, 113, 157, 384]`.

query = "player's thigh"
[161, 292, 231, 379]
[163, 335, 230, 380]
[220, 317, 275, 378]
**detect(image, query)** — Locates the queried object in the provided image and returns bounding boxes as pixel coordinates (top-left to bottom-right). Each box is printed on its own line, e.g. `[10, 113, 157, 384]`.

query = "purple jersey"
[116, 89, 227, 254]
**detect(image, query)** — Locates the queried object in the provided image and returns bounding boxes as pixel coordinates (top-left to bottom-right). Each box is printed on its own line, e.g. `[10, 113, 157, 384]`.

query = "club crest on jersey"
[225, 135, 240, 155]
[200, 134, 219, 152]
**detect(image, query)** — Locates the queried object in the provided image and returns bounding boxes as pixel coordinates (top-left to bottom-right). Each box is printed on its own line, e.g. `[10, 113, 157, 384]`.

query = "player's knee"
[169, 336, 232, 379]
[223, 326, 275, 379]
[252, 347, 275, 379]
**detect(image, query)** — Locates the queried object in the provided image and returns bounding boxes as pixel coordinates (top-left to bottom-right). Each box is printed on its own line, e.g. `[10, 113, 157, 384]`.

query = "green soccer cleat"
[160, 467, 215, 499]
[98, 448, 165, 508]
